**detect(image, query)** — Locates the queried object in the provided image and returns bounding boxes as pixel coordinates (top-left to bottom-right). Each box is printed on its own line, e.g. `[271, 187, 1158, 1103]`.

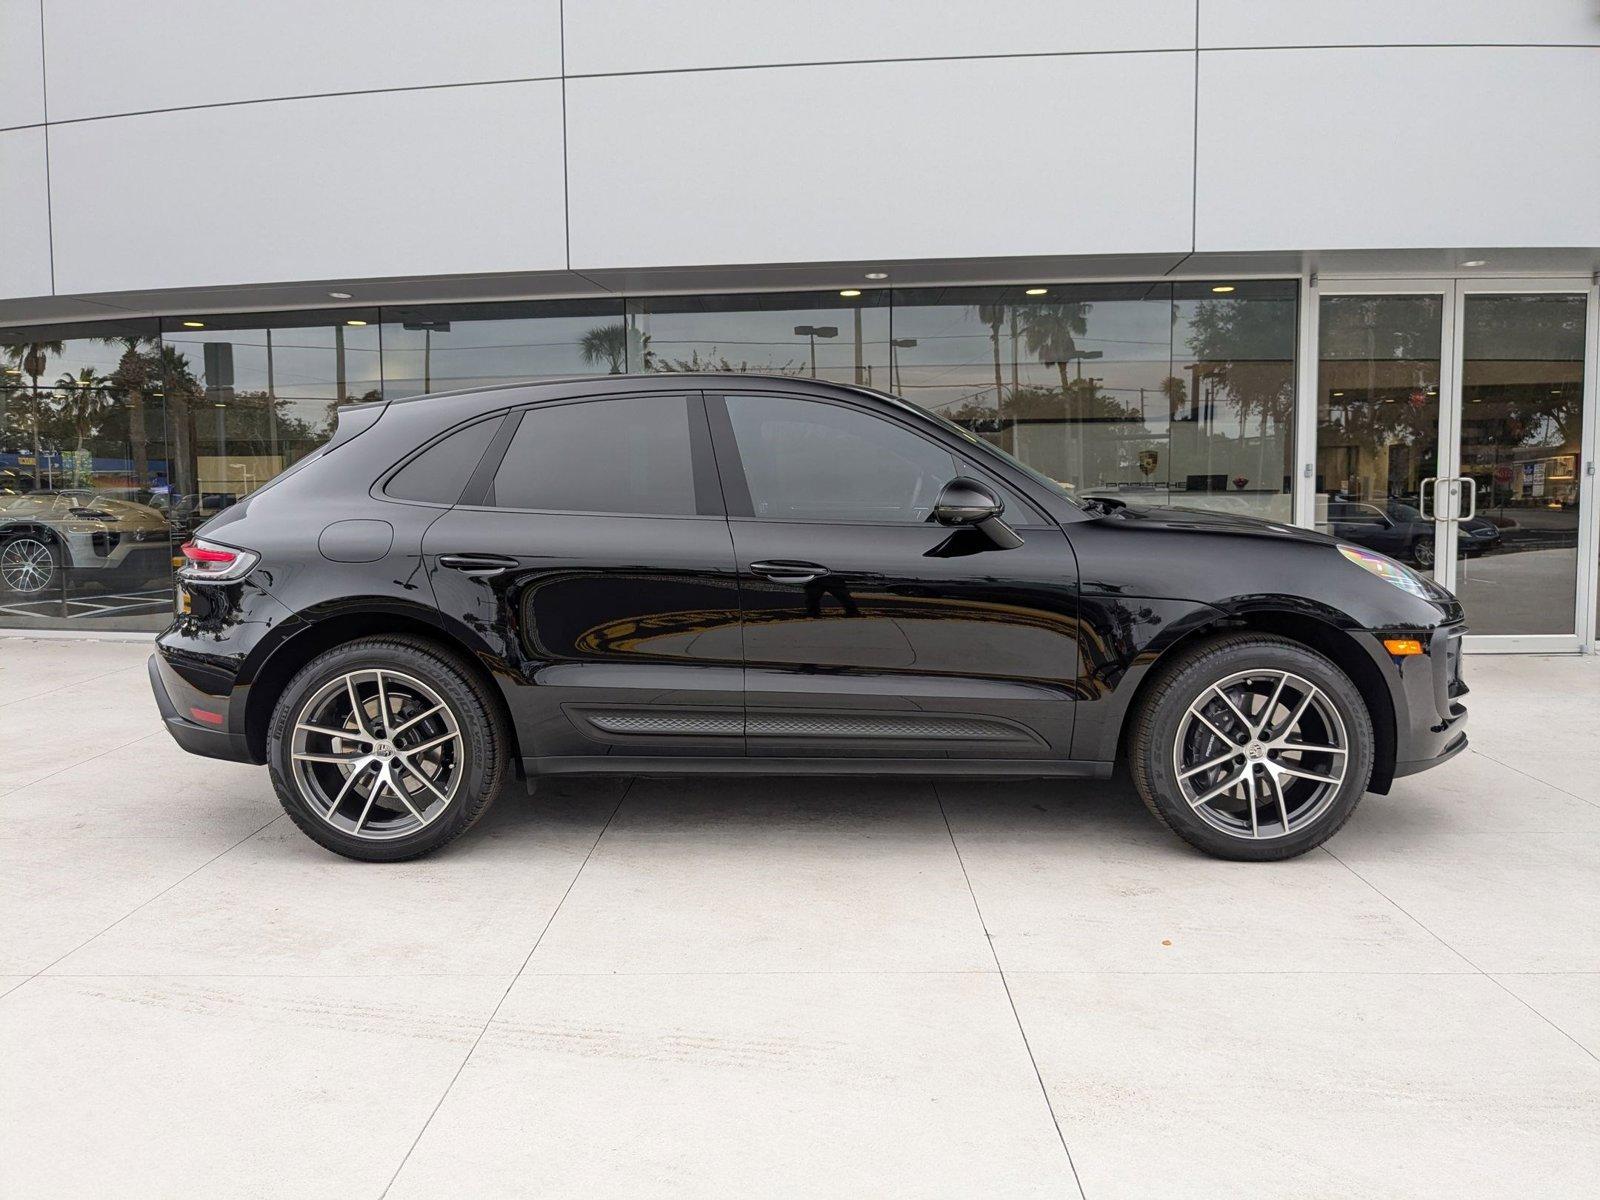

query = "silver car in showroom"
[0, 490, 171, 593]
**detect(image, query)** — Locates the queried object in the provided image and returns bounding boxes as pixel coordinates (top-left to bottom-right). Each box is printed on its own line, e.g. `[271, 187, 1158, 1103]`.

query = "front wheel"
[0, 533, 60, 594]
[1128, 634, 1374, 861]
[1411, 538, 1435, 569]
[267, 636, 509, 862]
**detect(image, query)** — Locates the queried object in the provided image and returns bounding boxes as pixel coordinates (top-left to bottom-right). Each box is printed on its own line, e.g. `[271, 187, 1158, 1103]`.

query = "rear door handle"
[437, 553, 520, 577]
[749, 560, 829, 584]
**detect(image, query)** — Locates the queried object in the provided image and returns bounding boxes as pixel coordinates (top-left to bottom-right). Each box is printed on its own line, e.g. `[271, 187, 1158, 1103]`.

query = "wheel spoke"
[345, 675, 373, 738]
[1211, 685, 1253, 738]
[397, 756, 449, 804]
[1263, 767, 1292, 832]
[1275, 763, 1343, 785]
[389, 703, 445, 738]
[1272, 690, 1315, 741]
[1256, 674, 1287, 736]
[1278, 743, 1345, 756]
[402, 731, 456, 757]
[1193, 709, 1241, 748]
[375, 671, 392, 732]
[1245, 767, 1260, 838]
[353, 773, 382, 833]
[384, 769, 429, 822]
[297, 722, 367, 742]
[292, 750, 366, 765]
[1179, 749, 1237, 781]
[329, 761, 370, 819]
[1192, 770, 1246, 808]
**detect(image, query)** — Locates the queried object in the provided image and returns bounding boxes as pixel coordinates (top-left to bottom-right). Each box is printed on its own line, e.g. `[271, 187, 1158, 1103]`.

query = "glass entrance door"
[1315, 281, 1596, 649]
[1447, 288, 1590, 646]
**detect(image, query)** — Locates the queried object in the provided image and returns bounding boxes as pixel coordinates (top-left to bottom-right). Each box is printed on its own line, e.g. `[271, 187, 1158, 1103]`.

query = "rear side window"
[491, 395, 697, 515]
[386, 418, 500, 504]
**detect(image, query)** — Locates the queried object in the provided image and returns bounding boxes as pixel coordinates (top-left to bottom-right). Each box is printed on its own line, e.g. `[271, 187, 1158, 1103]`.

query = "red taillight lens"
[181, 542, 236, 565]
[177, 538, 259, 582]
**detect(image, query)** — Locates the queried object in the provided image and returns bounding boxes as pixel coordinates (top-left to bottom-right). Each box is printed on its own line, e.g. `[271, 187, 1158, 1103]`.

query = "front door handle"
[749, 559, 829, 585]
[438, 553, 520, 577]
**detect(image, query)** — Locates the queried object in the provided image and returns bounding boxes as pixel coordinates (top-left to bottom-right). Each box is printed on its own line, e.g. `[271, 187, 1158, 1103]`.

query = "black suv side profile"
[150, 375, 1468, 862]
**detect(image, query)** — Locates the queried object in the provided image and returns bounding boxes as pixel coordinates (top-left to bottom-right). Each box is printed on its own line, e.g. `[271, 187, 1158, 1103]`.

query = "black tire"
[1127, 633, 1374, 862]
[0, 531, 61, 594]
[267, 636, 508, 862]
[1411, 538, 1434, 569]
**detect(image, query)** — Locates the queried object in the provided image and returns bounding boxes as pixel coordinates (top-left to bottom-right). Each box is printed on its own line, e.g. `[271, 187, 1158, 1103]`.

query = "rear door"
[422, 390, 745, 765]
[706, 389, 1079, 762]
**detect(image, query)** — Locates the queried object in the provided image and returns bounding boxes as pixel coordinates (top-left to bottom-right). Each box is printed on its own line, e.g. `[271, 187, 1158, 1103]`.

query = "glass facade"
[5, 276, 1590, 644]
[0, 281, 1299, 631]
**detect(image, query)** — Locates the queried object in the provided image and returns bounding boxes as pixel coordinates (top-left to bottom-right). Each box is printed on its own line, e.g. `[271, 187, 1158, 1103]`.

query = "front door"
[706, 389, 1079, 761]
[423, 391, 746, 764]
[1315, 281, 1595, 650]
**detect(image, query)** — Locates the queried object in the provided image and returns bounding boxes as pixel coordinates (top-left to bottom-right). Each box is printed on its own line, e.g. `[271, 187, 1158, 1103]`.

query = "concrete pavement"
[1, 638, 1596, 1198]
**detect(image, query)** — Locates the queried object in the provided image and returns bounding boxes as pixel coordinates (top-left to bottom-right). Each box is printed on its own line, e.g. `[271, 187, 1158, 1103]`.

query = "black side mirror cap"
[932, 477, 1003, 526]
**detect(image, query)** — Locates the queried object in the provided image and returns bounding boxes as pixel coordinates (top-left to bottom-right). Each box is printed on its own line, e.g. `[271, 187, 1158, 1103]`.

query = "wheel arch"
[1113, 607, 1397, 795]
[241, 605, 522, 770]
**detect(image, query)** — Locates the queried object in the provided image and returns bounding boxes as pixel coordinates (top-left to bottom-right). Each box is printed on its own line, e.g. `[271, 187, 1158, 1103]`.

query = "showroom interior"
[1, 273, 1595, 650]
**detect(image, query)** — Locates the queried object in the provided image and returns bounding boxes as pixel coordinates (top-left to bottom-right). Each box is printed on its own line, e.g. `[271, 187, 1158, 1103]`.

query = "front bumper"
[148, 653, 253, 763]
[1379, 623, 1468, 782]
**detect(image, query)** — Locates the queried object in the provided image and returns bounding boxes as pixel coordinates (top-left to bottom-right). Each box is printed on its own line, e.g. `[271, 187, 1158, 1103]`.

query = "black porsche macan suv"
[150, 374, 1468, 862]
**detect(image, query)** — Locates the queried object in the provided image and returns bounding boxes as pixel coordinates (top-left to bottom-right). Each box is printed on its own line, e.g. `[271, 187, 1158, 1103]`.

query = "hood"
[1084, 497, 1339, 547]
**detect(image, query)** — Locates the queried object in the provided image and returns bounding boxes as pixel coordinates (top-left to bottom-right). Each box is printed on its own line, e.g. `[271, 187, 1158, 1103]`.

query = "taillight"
[178, 538, 260, 582]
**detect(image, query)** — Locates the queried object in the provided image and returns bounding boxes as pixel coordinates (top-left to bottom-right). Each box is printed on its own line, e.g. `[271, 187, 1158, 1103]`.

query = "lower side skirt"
[523, 755, 1114, 781]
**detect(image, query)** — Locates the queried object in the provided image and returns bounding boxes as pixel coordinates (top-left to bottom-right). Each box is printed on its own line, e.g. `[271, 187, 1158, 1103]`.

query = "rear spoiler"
[325, 399, 389, 453]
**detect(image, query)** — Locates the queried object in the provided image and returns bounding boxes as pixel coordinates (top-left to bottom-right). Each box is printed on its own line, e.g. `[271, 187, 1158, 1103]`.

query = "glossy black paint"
[153, 373, 1466, 792]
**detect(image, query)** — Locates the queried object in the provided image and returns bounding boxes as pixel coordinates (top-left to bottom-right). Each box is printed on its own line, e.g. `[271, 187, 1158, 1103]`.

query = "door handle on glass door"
[1418, 477, 1438, 520]
[749, 560, 829, 584]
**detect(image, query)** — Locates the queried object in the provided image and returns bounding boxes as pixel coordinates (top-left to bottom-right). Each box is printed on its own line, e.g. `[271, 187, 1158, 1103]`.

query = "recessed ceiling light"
[864, 272, 888, 280]
[1332, 391, 1344, 397]
[1461, 260, 1487, 267]
[181, 320, 205, 328]
[328, 291, 353, 300]
[1211, 285, 1236, 294]
[345, 319, 368, 327]
[839, 289, 861, 298]
[1024, 287, 1048, 296]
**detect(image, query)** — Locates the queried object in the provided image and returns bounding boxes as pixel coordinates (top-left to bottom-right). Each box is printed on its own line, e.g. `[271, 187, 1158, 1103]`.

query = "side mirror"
[931, 477, 1024, 550]
[932, 478, 1003, 526]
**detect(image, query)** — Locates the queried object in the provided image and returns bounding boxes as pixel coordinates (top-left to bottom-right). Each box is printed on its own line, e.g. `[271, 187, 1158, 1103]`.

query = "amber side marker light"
[1383, 638, 1425, 657]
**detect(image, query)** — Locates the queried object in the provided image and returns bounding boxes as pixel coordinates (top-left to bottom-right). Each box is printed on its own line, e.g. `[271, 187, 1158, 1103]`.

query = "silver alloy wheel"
[290, 668, 464, 841]
[0, 536, 56, 593]
[1171, 669, 1348, 841]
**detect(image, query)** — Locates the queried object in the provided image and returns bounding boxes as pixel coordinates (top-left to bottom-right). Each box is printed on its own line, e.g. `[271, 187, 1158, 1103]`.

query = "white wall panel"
[565, 0, 1195, 75]
[43, 0, 561, 122]
[567, 54, 1195, 269]
[1201, 0, 1600, 48]
[1196, 47, 1600, 251]
[0, 0, 45, 128]
[0, 127, 52, 297]
[48, 82, 567, 294]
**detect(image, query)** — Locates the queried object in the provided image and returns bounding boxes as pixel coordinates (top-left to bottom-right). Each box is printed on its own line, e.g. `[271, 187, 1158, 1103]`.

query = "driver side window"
[722, 394, 958, 523]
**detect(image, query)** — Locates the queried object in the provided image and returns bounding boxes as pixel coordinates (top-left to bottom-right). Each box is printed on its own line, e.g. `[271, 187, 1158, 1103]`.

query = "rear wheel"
[267, 636, 508, 862]
[1128, 633, 1373, 861]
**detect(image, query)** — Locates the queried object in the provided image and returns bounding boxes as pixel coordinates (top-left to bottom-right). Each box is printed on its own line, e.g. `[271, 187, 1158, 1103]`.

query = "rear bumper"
[148, 653, 254, 763]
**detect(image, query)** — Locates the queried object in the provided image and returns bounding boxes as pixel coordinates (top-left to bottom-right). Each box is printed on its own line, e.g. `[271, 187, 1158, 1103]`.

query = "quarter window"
[724, 394, 959, 523]
[491, 395, 697, 515]
[386, 417, 500, 504]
